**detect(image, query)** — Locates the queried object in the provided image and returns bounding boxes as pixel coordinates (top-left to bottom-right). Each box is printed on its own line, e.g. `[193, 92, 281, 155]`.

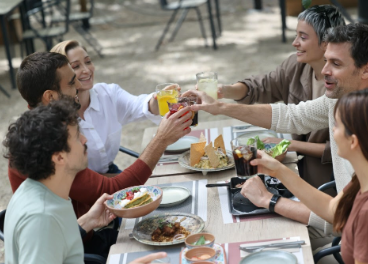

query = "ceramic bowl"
[184, 247, 216, 262]
[185, 233, 215, 249]
[264, 143, 287, 162]
[105, 185, 162, 218]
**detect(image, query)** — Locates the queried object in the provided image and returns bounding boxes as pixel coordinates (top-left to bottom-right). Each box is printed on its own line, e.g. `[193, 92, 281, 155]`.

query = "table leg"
[279, 0, 286, 43]
[0, 85, 11, 98]
[207, 0, 217, 50]
[254, 0, 262, 10]
[0, 15, 16, 89]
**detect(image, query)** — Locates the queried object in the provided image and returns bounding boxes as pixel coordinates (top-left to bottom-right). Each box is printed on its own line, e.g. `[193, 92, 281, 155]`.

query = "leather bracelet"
[268, 194, 281, 213]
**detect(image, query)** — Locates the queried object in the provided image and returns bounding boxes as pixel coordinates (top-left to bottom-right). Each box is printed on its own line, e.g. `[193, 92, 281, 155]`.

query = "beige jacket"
[237, 54, 333, 190]
[270, 95, 353, 234]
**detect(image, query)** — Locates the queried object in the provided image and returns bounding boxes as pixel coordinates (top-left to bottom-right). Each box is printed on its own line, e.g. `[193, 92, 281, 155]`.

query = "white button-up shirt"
[79, 83, 161, 173]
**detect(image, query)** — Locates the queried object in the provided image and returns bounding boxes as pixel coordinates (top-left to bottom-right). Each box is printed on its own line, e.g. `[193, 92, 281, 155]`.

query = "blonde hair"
[50, 40, 87, 57]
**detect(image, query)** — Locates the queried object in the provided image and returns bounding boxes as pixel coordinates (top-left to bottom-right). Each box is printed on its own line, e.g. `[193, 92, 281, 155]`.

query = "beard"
[58, 93, 81, 110]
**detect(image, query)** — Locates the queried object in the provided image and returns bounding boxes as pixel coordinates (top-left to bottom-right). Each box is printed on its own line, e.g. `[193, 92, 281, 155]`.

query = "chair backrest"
[24, 0, 71, 38]
[0, 209, 6, 242]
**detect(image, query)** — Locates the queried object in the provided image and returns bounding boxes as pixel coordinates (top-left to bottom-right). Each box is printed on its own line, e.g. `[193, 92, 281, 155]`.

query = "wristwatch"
[268, 194, 281, 213]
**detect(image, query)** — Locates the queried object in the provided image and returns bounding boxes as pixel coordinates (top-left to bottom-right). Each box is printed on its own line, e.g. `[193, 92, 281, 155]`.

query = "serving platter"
[132, 213, 205, 246]
[178, 150, 235, 176]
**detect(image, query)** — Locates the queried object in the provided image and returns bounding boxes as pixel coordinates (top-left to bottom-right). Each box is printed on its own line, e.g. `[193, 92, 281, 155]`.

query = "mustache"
[84, 144, 88, 154]
[324, 76, 337, 83]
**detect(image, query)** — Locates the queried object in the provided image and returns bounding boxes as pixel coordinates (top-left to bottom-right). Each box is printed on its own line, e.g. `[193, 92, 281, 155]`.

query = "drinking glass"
[196, 72, 218, 100]
[231, 137, 258, 178]
[156, 83, 179, 116]
[168, 96, 198, 127]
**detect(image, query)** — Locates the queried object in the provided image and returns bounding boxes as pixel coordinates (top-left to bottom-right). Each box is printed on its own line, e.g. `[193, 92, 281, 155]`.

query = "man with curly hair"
[3, 100, 168, 264]
[8, 51, 193, 257]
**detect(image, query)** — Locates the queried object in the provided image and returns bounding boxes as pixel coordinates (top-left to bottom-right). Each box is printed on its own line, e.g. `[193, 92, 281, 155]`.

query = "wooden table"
[108, 172, 313, 263]
[107, 118, 312, 263]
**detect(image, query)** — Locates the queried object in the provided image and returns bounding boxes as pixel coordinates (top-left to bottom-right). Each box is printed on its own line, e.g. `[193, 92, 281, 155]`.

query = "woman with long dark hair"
[243, 89, 368, 264]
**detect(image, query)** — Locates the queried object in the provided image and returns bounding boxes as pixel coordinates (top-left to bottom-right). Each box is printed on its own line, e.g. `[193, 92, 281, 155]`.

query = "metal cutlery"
[240, 244, 301, 253]
[239, 240, 305, 253]
[159, 155, 180, 163]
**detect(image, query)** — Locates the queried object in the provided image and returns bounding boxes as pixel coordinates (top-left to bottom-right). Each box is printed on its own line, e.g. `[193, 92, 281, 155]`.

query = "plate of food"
[132, 213, 205, 246]
[105, 185, 162, 218]
[247, 136, 290, 162]
[178, 134, 235, 175]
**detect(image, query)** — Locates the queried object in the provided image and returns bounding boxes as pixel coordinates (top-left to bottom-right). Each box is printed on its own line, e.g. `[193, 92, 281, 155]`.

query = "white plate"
[239, 250, 297, 264]
[166, 136, 199, 152]
[159, 186, 191, 207]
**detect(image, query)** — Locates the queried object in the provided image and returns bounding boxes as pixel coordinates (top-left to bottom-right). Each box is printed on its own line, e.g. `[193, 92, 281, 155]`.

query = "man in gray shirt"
[3, 100, 168, 264]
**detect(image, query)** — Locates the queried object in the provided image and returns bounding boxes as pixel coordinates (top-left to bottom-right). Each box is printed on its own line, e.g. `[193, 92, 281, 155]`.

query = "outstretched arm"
[240, 176, 311, 224]
[251, 150, 342, 224]
[139, 106, 192, 170]
[182, 90, 273, 129]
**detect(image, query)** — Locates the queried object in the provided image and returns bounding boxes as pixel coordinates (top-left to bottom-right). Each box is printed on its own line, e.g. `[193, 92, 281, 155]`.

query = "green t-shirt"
[5, 179, 84, 264]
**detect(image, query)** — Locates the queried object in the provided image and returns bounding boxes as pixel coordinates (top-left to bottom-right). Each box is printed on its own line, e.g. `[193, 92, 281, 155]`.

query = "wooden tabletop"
[108, 171, 313, 263]
[108, 118, 313, 263]
[144, 119, 298, 177]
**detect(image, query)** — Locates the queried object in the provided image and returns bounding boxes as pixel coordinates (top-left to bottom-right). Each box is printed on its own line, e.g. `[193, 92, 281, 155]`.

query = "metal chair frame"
[156, 0, 221, 50]
[20, 0, 71, 55]
[50, 0, 104, 58]
[313, 181, 344, 264]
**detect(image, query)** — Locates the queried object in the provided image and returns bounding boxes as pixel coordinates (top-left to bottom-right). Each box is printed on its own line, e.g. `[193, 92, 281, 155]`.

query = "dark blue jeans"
[107, 163, 122, 174]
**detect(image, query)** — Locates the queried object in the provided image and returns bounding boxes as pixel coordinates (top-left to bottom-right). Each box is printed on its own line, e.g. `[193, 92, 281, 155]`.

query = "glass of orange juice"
[156, 83, 179, 116]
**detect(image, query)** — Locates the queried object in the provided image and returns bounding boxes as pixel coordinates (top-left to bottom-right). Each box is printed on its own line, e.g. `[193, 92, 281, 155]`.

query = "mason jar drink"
[196, 72, 218, 100]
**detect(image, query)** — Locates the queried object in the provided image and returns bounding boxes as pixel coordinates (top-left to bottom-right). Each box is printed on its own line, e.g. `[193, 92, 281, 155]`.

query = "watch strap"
[269, 194, 281, 213]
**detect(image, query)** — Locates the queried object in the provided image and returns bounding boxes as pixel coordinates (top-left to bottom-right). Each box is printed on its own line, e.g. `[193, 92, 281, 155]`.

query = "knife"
[240, 240, 305, 250]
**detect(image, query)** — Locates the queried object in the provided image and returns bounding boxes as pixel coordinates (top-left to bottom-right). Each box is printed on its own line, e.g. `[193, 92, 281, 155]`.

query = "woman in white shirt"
[51, 40, 163, 173]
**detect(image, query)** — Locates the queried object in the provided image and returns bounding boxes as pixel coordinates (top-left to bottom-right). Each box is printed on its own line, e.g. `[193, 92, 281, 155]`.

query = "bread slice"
[214, 134, 226, 153]
[204, 142, 220, 168]
[190, 141, 206, 166]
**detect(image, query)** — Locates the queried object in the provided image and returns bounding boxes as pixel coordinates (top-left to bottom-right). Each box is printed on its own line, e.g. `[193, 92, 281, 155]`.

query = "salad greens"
[193, 235, 206, 245]
[247, 136, 290, 158]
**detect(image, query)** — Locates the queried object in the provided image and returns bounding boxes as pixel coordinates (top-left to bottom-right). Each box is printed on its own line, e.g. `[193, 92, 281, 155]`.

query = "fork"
[240, 244, 301, 253]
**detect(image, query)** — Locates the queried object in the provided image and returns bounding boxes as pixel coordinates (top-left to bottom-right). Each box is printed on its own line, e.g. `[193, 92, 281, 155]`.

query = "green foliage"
[302, 0, 312, 9]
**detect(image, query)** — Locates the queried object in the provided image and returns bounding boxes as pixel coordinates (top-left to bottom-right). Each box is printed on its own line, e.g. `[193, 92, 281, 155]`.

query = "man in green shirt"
[3, 100, 167, 263]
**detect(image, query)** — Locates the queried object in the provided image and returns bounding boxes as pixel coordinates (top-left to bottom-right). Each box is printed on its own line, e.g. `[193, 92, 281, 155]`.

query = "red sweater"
[8, 159, 152, 218]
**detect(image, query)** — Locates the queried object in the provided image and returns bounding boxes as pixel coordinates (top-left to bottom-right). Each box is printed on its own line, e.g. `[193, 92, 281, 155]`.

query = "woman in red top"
[242, 89, 368, 264]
